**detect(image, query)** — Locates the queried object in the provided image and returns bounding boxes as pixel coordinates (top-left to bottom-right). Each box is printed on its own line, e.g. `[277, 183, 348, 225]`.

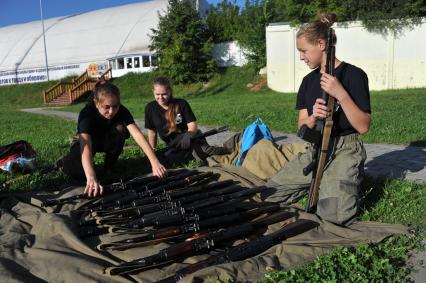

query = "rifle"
[92, 181, 239, 223]
[41, 170, 189, 207]
[41, 174, 160, 207]
[78, 172, 216, 228]
[88, 171, 215, 215]
[80, 170, 202, 212]
[81, 185, 256, 236]
[80, 199, 275, 239]
[119, 186, 265, 230]
[97, 201, 280, 251]
[296, 26, 336, 213]
[157, 219, 319, 283]
[164, 126, 228, 156]
[105, 209, 295, 275]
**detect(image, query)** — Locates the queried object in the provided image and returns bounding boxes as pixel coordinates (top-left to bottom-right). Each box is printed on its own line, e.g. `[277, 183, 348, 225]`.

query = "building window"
[142, 56, 150, 67]
[134, 57, 140, 68]
[150, 56, 158, 67]
[126, 58, 133, 69]
[117, 58, 124, 69]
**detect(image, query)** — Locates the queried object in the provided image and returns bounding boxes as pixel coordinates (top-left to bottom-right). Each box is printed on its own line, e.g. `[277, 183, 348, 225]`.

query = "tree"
[343, 0, 426, 35]
[150, 0, 215, 83]
[281, 0, 426, 35]
[205, 0, 241, 43]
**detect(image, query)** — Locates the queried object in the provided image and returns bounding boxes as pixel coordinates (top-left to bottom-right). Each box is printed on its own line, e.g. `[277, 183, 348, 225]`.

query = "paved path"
[21, 107, 426, 184]
[20, 107, 426, 283]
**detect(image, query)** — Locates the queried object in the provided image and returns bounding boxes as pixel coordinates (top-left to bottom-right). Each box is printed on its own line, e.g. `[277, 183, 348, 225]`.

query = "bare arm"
[298, 109, 316, 129]
[79, 133, 104, 197]
[187, 121, 198, 134]
[127, 123, 167, 177]
[320, 73, 371, 134]
[147, 129, 157, 149]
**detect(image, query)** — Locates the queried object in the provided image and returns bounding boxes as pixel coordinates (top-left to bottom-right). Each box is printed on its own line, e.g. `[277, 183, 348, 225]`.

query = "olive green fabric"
[263, 134, 366, 225]
[207, 134, 308, 181]
[0, 166, 409, 283]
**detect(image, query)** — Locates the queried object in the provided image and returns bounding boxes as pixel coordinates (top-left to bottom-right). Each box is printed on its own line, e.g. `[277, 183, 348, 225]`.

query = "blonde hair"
[296, 13, 337, 44]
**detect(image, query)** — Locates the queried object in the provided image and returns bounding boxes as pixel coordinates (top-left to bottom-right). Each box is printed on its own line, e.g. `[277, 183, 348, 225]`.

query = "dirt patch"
[247, 76, 268, 92]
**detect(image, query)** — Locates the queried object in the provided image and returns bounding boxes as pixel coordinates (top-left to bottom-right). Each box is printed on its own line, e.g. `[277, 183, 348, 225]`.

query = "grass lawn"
[0, 66, 425, 282]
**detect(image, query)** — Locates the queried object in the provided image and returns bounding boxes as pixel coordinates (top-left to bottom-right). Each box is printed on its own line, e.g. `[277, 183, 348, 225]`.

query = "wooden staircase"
[43, 67, 112, 105]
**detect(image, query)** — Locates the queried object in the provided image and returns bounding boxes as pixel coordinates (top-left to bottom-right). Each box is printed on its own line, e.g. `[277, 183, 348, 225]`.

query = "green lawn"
[0, 66, 425, 282]
[61, 67, 426, 146]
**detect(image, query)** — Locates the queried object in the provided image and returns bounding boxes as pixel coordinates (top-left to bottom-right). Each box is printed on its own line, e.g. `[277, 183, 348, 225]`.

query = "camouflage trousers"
[262, 133, 367, 225]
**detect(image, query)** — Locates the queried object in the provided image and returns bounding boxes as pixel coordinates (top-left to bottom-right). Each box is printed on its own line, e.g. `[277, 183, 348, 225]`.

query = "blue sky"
[0, 0, 244, 28]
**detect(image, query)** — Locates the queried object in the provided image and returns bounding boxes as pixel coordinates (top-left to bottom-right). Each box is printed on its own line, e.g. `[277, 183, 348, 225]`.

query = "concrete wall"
[266, 19, 426, 92]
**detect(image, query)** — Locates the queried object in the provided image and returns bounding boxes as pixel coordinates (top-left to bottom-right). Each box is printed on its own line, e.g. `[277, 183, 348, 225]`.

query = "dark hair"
[296, 13, 337, 44]
[152, 77, 180, 135]
[91, 80, 120, 104]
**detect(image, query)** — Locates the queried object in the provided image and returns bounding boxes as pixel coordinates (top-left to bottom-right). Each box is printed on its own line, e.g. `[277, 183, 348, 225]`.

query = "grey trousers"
[262, 134, 366, 225]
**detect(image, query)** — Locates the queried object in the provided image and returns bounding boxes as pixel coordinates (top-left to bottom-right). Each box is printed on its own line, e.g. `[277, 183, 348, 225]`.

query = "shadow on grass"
[360, 175, 388, 212]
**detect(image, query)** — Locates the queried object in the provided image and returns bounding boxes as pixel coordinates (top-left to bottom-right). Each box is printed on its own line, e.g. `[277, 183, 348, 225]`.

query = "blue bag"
[236, 117, 273, 166]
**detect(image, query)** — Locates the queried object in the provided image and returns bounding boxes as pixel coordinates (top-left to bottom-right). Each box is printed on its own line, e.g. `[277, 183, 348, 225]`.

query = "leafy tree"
[150, 0, 215, 83]
[205, 0, 241, 43]
[281, 0, 426, 34]
[343, 0, 426, 35]
[235, 0, 268, 69]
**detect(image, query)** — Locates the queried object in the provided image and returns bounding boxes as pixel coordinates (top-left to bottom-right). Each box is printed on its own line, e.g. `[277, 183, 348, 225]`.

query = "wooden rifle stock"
[105, 209, 296, 275]
[156, 219, 319, 283]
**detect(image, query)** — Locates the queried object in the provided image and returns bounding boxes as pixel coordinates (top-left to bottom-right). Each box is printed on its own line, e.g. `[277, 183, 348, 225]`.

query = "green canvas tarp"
[0, 164, 409, 282]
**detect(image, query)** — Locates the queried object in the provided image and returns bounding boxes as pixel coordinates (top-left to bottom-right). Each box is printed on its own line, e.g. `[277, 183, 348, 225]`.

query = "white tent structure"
[0, 0, 208, 86]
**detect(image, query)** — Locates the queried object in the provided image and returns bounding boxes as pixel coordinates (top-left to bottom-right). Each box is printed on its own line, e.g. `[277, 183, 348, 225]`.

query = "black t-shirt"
[296, 62, 371, 136]
[144, 98, 196, 144]
[77, 103, 135, 141]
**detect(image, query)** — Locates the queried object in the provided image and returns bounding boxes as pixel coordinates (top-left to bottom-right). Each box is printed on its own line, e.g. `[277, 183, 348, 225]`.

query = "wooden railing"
[72, 71, 89, 87]
[43, 81, 73, 104]
[43, 67, 113, 104]
[99, 67, 112, 81]
[70, 80, 96, 102]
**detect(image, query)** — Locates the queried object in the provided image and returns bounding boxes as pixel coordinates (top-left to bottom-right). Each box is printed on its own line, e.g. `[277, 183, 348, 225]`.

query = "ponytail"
[296, 12, 337, 44]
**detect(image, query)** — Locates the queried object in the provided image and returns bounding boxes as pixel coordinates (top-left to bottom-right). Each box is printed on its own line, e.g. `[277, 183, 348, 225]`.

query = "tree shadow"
[364, 141, 426, 181]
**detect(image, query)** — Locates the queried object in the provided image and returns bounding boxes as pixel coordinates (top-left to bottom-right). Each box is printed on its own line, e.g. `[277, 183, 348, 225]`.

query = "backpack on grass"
[0, 140, 36, 173]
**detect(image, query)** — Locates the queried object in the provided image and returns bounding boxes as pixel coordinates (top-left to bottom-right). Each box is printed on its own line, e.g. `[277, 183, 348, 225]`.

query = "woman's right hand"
[84, 176, 104, 197]
[151, 161, 167, 178]
[312, 98, 330, 120]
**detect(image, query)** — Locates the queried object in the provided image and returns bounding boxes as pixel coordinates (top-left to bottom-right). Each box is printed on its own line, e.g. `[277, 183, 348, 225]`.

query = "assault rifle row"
[44, 168, 320, 281]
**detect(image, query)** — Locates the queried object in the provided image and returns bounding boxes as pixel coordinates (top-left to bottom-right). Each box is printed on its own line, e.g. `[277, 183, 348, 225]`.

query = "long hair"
[296, 13, 337, 44]
[152, 77, 180, 135]
[90, 80, 120, 105]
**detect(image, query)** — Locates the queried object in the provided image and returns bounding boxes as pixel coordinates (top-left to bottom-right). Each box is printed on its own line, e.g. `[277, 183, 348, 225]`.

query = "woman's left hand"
[152, 161, 167, 178]
[320, 73, 346, 101]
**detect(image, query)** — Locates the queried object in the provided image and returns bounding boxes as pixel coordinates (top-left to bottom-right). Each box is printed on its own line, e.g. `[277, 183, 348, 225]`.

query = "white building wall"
[266, 19, 426, 92]
[212, 41, 248, 67]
